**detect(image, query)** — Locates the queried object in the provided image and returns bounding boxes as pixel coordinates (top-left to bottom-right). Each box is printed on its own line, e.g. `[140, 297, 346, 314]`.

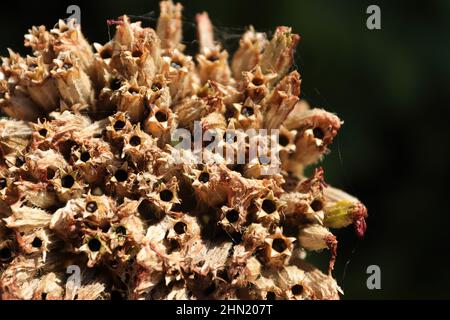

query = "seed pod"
[51, 53, 94, 109]
[110, 16, 163, 86]
[151, 176, 181, 213]
[5, 203, 52, 232]
[298, 224, 337, 273]
[0, 81, 44, 121]
[79, 231, 111, 267]
[157, 0, 184, 52]
[260, 26, 300, 85]
[105, 112, 134, 143]
[166, 215, 199, 251]
[232, 28, 267, 80]
[16, 180, 58, 210]
[236, 98, 263, 129]
[72, 139, 114, 184]
[82, 195, 116, 228]
[106, 162, 138, 198]
[240, 66, 273, 103]
[162, 52, 199, 103]
[218, 205, 245, 234]
[143, 104, 176, 142]
[22, 56, 59, 112]
[0, 118, 32, 155]
[174, 94, 222, 129]
[191, 165, 227, 208]
[32, 272, 65, 300]
[53, 167, 84, 202]
[285, 108, 341, 167]
[196, 12, 232, 85]
[50, 19, 96, 80]
[255, 191, 284, 227]
[262, 229, 296, 267]
[115, 81, 146, 124]
[243, 223, 270, 249]
[263, 71, 301, 129]
[323, 186, 368, 238]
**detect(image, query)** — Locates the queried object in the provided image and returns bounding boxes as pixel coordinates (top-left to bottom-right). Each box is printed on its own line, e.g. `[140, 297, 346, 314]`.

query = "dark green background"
[1, 0, 449, 299]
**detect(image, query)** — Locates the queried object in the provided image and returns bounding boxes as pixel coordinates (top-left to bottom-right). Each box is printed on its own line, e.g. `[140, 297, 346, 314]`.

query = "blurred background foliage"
[1, 0, 449, 299]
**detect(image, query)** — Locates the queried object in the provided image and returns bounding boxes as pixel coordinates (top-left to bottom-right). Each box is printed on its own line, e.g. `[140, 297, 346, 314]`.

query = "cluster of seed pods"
[0, 1, 366, 300]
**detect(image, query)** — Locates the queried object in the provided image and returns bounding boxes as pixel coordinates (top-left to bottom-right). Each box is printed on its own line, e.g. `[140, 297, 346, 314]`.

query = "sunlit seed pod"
[121, 125, 157, 167]
[0, 82, 44, 121]
[166, 215, 199, 250]
[278, 125, 297, 159]
[162, 51, 199, 102]
[284, 108, 341, 167]
[73, 139, 114, 184]
[157, 0, 184, 52]
[105, 112, 133, 143]
[174, 94, 222, 130]
[231, 28, 268, 80]
[51, 53, 94, 109]
[282, 260, 342, 299]
[263, 71, 301, 130]
[195, 13, 233, 85]
[53, 167, 84, 202]
[255, 191, 284, 227]
[218, 206, 245, 234]
[240, 66, 274, 104]
[25, 149, 68, 182]
[264, 70, 301, 109]
[260, 26, 300, 86]
[106, 162, 138, 198]
[22, 57, 59, 112]
[50, 200, 82, 240]
[236, 97, 263, 129]
[262, 229, 296, 267]
[0, 255, 45, 299]
[4, 203, 52, 233]
[251, 275, 283, 300]
[298, 224, 337, 273]
[0, 118, 32, 155]
[109, 16, 163, 86]
[191, 165, 228, 208]
[143, 104, 176, 142]
[242, 223, 270, 249]
[79, 233, 111, 268]
[153, 177, 181, 213]
[16, 227, 51, 262]
[31, 272, 65, 300]
[92, 42, 114, 89]
[276, 265, 308, 300]
[16, 180, 58, 210]
[82, 195, 116, 229]
[118, 213, 146, 244]
[280, 191, 320, 226]
[49, 19, 97, 80]
[114, 81, 147, 124]
[323, 186, 368, 238]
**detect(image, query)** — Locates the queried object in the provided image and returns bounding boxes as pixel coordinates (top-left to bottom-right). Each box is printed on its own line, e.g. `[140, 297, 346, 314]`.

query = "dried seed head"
[0, 1, 366, 300]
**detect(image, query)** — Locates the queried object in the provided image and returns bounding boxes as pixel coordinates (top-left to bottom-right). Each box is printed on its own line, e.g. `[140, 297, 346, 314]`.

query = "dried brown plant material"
[232, 28, 268, 80]
[0, 1, 367, 300]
